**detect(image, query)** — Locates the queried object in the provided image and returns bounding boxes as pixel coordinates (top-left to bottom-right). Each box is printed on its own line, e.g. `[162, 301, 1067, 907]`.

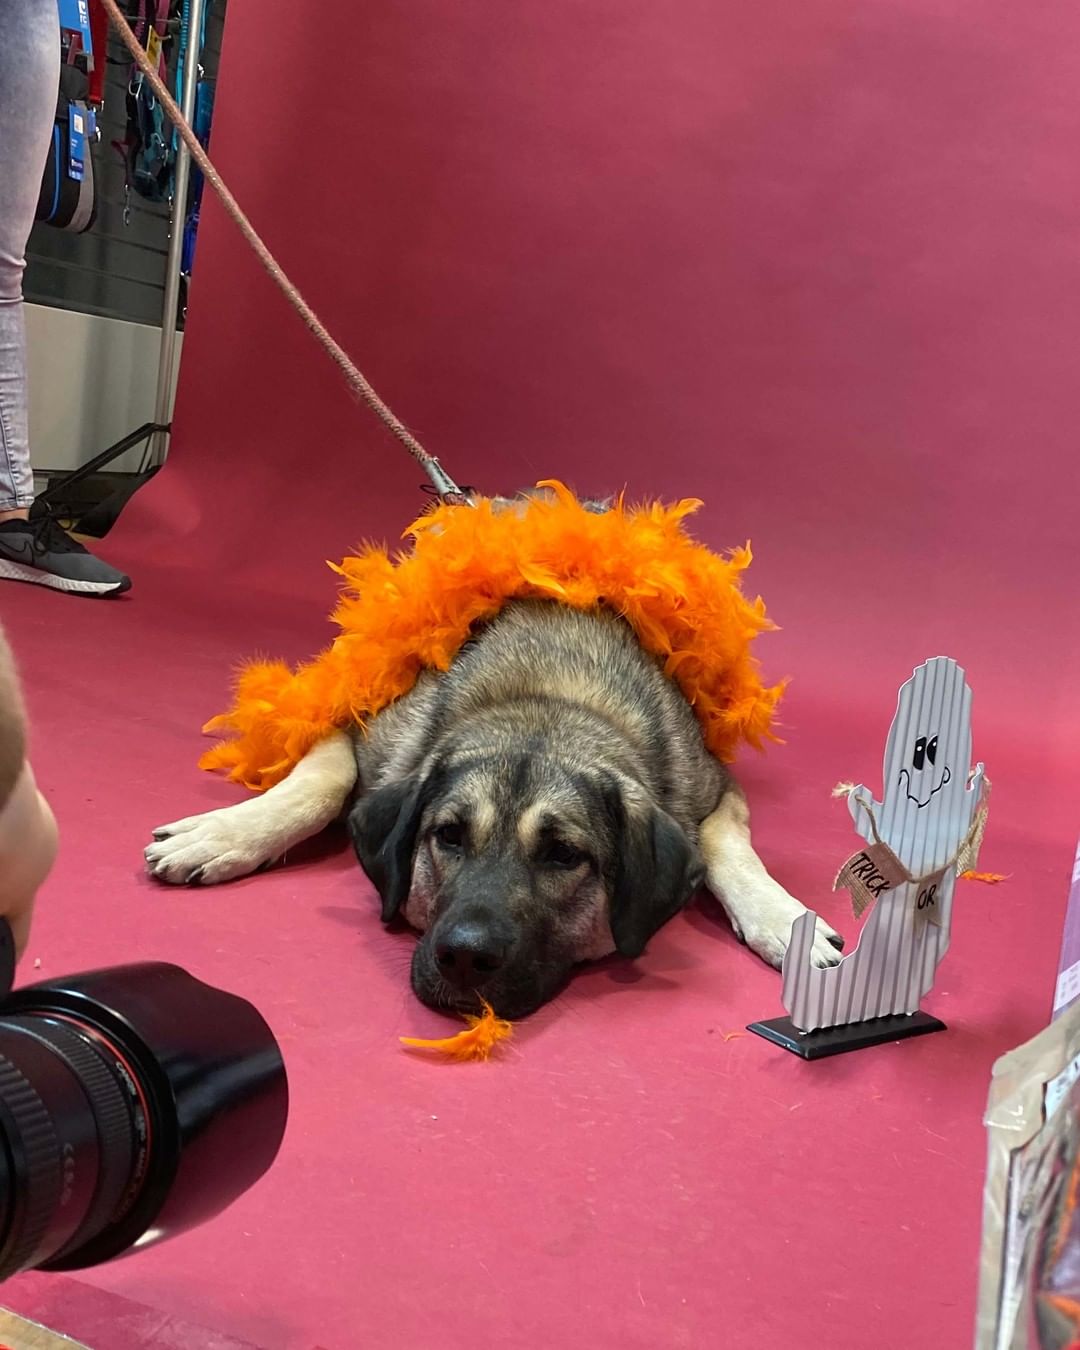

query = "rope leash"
[99, 0, 471, 504]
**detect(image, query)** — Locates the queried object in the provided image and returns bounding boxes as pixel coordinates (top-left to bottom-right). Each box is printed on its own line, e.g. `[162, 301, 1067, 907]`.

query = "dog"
[145, 494, 843, 1018]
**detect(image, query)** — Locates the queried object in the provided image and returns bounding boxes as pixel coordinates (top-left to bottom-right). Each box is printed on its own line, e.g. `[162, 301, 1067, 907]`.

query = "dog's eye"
[433, 823, 465, 850]
[543, 840, 587, 869]
[926, 735, 938, 766]
[912, 737, 927, 771]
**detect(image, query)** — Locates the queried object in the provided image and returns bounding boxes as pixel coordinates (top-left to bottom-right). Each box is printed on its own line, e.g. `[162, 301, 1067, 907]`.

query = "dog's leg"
[699, 784, 844, 970]
[145, 731, 357, 885]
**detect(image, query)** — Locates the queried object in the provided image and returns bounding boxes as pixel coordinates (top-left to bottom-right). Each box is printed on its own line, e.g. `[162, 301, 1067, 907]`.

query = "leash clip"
[422, 457, 476, 507]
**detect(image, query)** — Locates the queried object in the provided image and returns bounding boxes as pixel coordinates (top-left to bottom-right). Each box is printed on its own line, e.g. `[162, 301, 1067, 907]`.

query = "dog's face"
[348, 753, 703, 1019]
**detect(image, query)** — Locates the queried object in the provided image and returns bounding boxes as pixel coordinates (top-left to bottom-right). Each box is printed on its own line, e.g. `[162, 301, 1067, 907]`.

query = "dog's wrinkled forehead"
[432, 752, 604, 848]
[882, 657, 972, 810]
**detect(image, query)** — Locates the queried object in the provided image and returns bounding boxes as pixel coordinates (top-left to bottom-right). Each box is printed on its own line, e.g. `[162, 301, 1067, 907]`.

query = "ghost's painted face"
[881, 658, 972, 820]
[899, 733, 951, 806]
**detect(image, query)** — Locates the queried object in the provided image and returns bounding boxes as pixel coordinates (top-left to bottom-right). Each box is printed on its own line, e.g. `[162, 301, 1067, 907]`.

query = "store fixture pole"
[150, 0, 205, 465]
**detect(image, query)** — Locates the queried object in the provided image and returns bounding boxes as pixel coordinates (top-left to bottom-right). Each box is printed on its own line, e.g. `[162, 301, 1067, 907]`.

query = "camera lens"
[0, 960, 287, 1278]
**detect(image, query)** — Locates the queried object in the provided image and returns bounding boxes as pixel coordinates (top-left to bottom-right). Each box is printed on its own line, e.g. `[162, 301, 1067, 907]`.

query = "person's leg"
[0, 1, 131, 595]
[0, 0, 58, 519]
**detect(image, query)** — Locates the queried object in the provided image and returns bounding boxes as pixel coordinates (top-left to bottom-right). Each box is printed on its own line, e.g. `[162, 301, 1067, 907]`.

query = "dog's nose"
[435, 922, 507, 989]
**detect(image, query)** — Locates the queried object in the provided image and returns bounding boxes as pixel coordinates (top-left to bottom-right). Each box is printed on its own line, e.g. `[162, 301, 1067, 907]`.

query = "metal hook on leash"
[422, 457, 476, 506]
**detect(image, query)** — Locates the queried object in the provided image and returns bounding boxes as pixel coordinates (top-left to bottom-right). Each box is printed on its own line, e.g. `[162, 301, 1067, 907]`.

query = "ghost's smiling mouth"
[898, 764, 951, 808]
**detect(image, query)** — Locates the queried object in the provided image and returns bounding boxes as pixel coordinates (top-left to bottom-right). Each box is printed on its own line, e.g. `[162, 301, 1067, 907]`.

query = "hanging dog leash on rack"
[123, 0, 175, 204]
[38, 3, 101, 234]
[98, 0, 473, 506]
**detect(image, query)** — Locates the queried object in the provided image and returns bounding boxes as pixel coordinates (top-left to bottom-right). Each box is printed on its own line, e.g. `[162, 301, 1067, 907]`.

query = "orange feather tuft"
[400, 1001, 514, 1062]
[959, 871, 1008, 884]
[198, 482, 785, 790]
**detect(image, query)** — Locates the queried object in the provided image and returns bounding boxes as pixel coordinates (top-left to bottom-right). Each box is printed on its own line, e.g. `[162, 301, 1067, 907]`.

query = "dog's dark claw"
[186, 867, 205, 886]
[828, 932, 845, 951]
[152, 828, 172, 841]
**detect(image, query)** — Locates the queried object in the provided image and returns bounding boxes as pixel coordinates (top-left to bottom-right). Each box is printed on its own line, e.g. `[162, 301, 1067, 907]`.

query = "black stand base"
[36, 421, 169, 507]
[746, 1010, 947, 1060]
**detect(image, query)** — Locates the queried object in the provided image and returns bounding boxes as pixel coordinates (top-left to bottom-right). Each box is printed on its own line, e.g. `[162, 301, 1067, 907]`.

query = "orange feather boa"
[199, 481, 785, 791]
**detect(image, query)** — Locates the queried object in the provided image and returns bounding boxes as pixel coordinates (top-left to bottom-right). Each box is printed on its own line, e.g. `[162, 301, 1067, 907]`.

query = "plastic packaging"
[977, 999, 1080, 1349]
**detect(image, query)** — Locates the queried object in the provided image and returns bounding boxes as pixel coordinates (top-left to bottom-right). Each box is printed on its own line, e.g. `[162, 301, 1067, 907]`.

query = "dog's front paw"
[144, 807, 270, 886]
[807, 914, 845, 969]
[735, 897, 844, 971]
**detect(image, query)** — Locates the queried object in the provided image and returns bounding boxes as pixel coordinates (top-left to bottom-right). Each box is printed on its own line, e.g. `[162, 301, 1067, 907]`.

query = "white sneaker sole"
[0, 556, 128, 596]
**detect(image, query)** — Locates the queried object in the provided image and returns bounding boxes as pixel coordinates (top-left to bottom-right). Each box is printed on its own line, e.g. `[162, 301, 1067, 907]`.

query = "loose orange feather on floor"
[400, 1001, 514, 1061]
[199, 480, 785, 791]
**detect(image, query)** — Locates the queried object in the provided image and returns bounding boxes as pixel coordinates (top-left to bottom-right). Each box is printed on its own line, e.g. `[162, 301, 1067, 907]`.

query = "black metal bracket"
[36, 420, 170, 507]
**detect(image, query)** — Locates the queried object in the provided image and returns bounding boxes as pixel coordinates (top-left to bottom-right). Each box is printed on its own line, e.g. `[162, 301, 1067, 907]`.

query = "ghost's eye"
[926, 735, 938, 767]
[913, 737, 927, 771]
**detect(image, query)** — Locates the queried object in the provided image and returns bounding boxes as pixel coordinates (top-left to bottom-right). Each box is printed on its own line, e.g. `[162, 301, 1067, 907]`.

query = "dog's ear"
[607, 789, 704, 959]
[347, 777, 429, 923]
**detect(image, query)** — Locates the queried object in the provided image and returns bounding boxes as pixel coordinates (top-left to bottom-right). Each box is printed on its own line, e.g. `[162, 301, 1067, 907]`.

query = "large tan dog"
[146, 499, 843, 1018]
[145, 607, 843, 1018]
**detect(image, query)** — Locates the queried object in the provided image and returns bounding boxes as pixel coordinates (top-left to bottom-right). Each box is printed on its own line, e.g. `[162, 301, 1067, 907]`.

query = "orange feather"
[198, 481, 784, 791]
[400, 1001, 513, 1062]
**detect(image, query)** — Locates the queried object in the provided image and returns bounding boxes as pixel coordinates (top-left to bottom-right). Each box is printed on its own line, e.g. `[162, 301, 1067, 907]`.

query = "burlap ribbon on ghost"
[832, 777, 991, 929]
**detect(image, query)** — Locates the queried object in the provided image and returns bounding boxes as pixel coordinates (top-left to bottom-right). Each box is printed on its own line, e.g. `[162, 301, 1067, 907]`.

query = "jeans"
[0, 0, 59, 511]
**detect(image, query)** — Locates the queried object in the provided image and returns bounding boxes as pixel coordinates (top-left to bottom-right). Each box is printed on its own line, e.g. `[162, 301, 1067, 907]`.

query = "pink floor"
[0, 513, 1074, 1348]
[7, 0, 1080, 1343]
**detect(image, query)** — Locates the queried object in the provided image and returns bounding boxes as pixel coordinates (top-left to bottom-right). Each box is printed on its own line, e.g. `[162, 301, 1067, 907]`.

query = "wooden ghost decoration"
[781, 657, 986, 1033]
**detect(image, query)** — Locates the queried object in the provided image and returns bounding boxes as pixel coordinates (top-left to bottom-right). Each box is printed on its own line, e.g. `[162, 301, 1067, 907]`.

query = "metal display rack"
[37, 0, 207, 511]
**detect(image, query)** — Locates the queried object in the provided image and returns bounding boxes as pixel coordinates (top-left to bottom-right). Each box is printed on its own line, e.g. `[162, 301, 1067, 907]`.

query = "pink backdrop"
[5, 0, 1079, 1346]
[118, 0, 1080, 783]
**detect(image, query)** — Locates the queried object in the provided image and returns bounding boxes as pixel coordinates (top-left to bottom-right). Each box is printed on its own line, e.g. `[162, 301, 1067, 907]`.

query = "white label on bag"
[1045, 1048, 1080, 1119]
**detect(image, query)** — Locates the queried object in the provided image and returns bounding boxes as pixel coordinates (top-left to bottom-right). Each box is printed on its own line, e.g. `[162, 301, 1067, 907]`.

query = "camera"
[0, 918, 287, 1280]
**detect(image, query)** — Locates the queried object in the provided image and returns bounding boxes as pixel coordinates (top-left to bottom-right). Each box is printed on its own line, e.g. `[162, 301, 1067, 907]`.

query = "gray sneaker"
[0, 516, 131, 597]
